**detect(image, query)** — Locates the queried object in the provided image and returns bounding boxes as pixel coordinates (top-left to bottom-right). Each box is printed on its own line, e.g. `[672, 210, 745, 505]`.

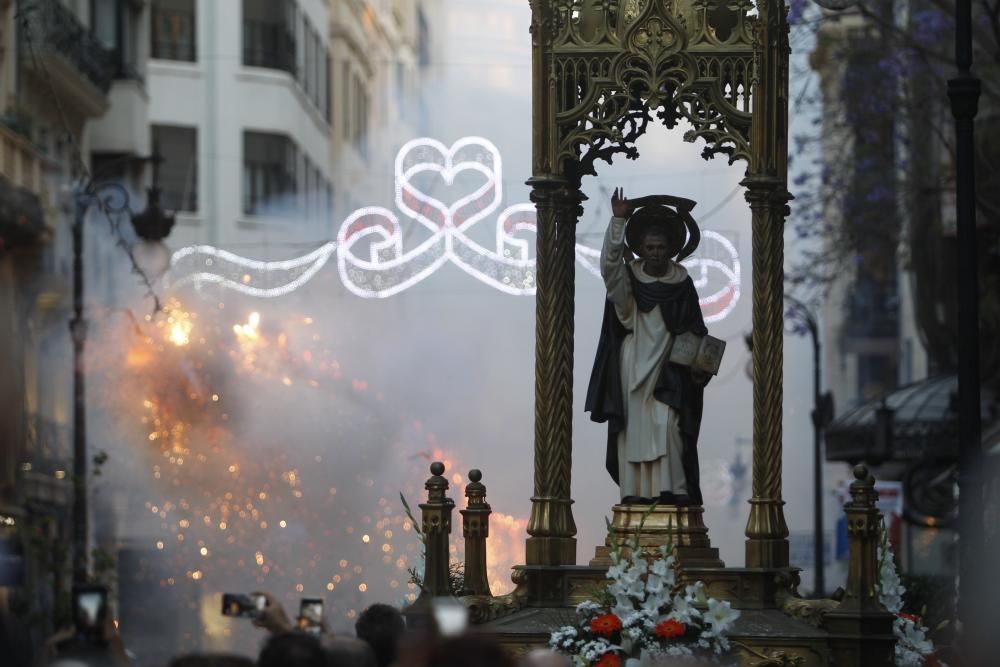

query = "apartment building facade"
[329, 0, 429, 219]
[144, 0, 334, 251]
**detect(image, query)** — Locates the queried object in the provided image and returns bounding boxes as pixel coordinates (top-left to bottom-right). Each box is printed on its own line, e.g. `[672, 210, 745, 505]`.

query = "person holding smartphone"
[39, 585, 131, 667]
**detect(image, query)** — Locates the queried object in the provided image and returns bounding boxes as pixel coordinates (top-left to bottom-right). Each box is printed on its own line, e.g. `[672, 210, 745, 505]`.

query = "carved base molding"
[515, 564, 608, 607]
[589, 503, 725, 569]
[681, 566, 800, 610]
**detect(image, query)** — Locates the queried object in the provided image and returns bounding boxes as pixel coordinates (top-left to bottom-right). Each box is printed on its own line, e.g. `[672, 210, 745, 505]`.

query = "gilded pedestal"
[590, 504, 725, 569]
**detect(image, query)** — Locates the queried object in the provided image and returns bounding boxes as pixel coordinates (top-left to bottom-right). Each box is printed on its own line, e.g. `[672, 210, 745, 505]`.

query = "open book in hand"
[668, 331, 726, 375]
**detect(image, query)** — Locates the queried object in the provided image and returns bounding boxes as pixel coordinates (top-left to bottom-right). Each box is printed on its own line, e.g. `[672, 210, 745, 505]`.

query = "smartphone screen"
[298, 598, 323, 635]
[73, 585, 108, 640]
[432, 597, 468, 637]
[222, 593, 260, 618]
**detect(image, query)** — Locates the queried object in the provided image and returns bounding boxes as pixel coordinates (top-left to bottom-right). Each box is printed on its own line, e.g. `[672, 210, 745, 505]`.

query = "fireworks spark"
[93, 295, 526, 641]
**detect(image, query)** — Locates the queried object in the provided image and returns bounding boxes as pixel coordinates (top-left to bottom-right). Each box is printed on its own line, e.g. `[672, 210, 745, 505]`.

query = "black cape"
[584, 265, 708, 505]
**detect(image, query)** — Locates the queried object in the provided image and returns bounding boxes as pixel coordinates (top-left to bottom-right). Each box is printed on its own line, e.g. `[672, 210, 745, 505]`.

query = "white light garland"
[168, 137, 742, 321]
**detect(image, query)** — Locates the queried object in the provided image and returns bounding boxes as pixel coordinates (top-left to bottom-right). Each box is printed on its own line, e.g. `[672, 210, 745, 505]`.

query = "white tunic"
[601, 216, 688, 500]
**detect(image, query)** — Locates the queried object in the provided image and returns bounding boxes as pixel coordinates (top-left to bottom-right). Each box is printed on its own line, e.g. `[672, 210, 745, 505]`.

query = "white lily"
[685, 581, 708, 605]
[612, 594, 634, 620]
[608, 579, 629, 598]
[607, 561, 628, 581]
[626, 576, 647, 599]
[650, 557, 671, 577]
[704, 598, 740, 634]
[640, 592, 663, 616]
[897, 620, 933, 656]
[645, 573, 665, 596]
[669, 594, 698, 623]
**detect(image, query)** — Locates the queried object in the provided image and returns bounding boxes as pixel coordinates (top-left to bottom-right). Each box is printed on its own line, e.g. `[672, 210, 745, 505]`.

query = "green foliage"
[399, 492, 425, 545]
[92, 450, 109, 478]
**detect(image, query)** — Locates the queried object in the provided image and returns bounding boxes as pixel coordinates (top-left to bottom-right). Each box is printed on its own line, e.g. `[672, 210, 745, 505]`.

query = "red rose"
[654, 619, 686, 639]
[897, 612, 921, 625]
[589, 614, 623, 637]
[594, 654, 621, 667]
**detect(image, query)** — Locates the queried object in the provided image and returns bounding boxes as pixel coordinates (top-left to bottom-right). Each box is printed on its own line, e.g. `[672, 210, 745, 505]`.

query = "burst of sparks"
[96, 296, 526, 636]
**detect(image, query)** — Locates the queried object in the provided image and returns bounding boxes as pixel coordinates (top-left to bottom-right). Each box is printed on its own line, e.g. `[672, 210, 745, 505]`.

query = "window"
[243, 132, 297, 215]
[351, 73, 369, 155]
[152, 125, 198, 212]
[323, 52, 332, 123]
[342, 62, 351, 140]
[297, 21, 328, 119]
[92, 0, 141, 78]
[151, 0, 196, 62]
[242, 131, 331, 219]
[417, 8, 430, 68]
[243, 0, 294, 72]
[242, 0, 329, 123]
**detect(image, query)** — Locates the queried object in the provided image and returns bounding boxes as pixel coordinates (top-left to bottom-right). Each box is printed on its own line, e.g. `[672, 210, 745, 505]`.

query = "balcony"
[0, 123, 41, 195]
[19, 0, 116, 116]
[19, 415, 72, 508]
[0, 124, 46, 248]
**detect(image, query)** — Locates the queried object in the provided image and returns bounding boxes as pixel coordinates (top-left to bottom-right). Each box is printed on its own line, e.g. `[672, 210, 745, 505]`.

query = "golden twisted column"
[743, 175, 791, 569]
[525, 177, 580, 566]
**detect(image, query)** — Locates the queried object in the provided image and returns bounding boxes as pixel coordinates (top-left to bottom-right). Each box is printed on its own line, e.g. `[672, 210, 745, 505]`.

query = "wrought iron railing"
[23, 414, 71, 476]
[19, 0, 116, 94]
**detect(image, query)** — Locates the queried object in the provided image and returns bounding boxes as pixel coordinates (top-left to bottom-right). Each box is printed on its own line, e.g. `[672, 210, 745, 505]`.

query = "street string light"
[170, 136, 744, 324]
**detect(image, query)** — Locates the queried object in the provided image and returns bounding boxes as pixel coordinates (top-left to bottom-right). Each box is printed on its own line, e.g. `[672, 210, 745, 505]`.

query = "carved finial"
[465, 469, 489, 509]
[426, 461, 449, 501]
[847, 464, 878, 509]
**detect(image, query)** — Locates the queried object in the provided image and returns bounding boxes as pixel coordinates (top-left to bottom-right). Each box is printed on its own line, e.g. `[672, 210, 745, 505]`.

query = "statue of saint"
[585, 188, 719, 507]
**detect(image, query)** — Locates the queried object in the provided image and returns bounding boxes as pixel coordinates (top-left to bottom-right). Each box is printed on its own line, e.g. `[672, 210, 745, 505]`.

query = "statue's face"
[639, 233, 671, 271]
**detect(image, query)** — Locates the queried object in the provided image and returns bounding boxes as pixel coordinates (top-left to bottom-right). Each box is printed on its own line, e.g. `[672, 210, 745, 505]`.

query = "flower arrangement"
[549, 520, 740, 665]
[877, 523, 945, 667]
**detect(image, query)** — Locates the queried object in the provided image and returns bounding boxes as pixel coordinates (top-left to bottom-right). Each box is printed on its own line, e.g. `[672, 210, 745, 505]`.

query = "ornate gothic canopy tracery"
[538, 0, 760, 181]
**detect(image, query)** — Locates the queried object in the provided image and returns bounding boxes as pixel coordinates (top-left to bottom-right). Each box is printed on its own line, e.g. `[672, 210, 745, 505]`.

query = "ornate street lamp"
[784, 296, 834, 598]
[130, 149, 176, 277]
[71, 152, 174, 584]
[744, 296, 834, 597]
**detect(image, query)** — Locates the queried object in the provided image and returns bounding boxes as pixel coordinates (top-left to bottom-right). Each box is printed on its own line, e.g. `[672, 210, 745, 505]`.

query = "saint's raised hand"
[611, 187, 632, 218]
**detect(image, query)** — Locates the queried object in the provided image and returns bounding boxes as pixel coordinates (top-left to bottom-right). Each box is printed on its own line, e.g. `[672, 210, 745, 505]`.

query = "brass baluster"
[825, 464, 896, 665]
[460, 469, 492, 597]
[417, 461, 455, 602]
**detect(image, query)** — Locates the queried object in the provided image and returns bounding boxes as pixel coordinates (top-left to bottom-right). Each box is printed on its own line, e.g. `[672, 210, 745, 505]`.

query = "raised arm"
[601, 188, 634, 318]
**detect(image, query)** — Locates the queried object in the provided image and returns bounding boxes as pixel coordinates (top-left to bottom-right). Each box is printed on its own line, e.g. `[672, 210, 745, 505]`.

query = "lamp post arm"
[785, 293, 825, 597]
